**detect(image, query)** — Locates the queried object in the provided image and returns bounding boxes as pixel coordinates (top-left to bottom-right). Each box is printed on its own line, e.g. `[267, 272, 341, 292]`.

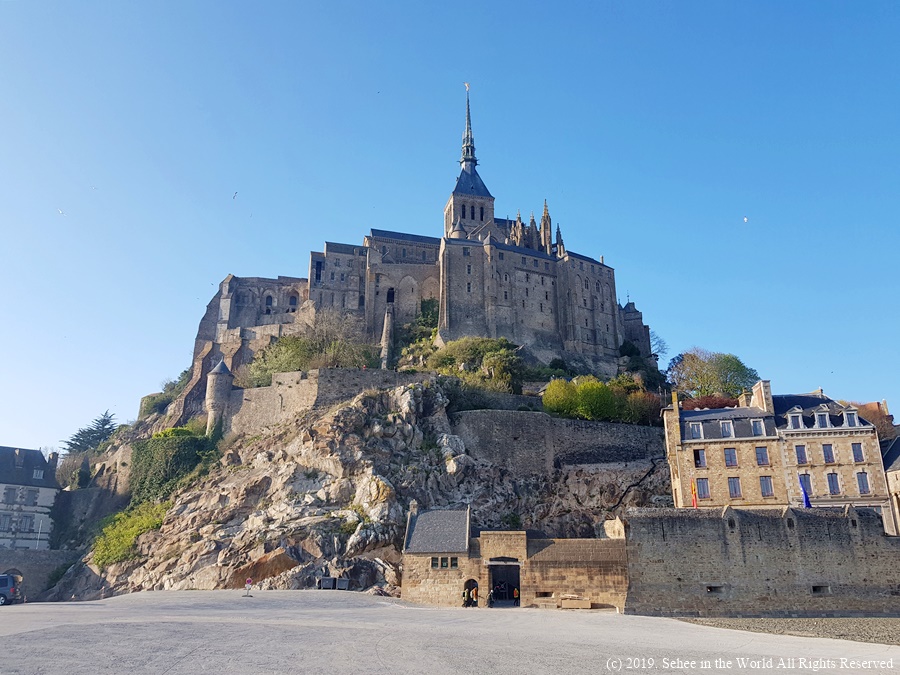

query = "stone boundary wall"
[226, 368, 429, 435]
[450, 410, 665, 473]
[0, 549, 79, 600]
[523, 538, 627, 610]
[623, 507, 900, 617]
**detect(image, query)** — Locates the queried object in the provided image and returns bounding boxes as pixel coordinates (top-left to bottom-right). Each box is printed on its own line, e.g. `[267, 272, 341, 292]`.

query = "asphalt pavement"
[0, 590, 897, 674]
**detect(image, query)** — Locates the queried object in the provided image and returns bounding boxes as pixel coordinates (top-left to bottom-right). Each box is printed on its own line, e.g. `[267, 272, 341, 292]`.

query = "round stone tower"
[205, 359, 234, 435]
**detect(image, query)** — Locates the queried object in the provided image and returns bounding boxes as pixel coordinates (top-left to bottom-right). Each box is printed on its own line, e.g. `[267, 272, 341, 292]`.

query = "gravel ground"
[684, 617, 900, 646]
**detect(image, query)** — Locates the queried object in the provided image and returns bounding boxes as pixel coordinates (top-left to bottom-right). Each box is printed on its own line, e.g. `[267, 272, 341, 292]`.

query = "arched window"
[289, 295, 298, 307]
[386, 288, 395, 303]
[480, 206, 484, 221]
[381, 245, 387, 255]
[265, 296, 273, 307]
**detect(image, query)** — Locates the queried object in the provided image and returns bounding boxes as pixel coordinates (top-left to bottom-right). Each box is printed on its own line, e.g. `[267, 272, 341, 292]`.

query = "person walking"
[513, 587, 519, 606]
[471, 585, 478, 607]
[487, 588, 495, 608]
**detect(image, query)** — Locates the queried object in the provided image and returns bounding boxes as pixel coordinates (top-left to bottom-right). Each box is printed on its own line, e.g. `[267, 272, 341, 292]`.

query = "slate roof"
[772, 393, 871, 430]
[566, 250, 603, 266]
[681, 407, 769, 422]
[404, 508, 469, 554]
[452, 166, 493, 198]
[324, 242, 361, 256]
[680, 406, 777, 441]
[491, 240, 556, 261]
[210, 360, 231, 375]
[369, 229, 441, 246]
[0, 447, 60, 490]
[882, 437, 900, 473]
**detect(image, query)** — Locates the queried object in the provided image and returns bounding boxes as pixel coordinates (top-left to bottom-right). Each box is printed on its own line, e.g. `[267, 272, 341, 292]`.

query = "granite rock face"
[46, 381, 669, 601]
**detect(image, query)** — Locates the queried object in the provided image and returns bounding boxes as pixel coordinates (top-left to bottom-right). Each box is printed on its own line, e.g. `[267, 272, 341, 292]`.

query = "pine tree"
[61, 410, 116, 454]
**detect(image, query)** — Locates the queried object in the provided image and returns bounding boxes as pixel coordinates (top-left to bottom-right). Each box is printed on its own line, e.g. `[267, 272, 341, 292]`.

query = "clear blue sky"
[2, 1, 898, 450]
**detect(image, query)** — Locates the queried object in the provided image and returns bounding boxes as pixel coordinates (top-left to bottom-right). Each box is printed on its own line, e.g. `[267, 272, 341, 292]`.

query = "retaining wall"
[450, 410, 664, 473]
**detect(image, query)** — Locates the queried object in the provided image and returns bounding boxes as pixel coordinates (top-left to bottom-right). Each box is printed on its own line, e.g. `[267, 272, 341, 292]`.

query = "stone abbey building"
[182, 92, 654, 418]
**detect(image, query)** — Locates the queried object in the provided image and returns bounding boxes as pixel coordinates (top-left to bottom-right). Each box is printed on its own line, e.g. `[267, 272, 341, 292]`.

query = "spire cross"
[460, 83, 477, 168]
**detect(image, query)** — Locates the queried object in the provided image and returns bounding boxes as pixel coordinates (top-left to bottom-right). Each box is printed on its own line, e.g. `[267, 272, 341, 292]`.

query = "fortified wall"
[0, 549, 79, 599]
[624, 507, 900, 617]
[450, 410, 665, 473]
[221, 368, 430, 435]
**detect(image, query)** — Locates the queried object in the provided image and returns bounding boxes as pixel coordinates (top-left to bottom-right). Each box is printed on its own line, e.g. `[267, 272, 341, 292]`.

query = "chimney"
[408, 499, 419, 517]
[47, 452, 59, 471]
[750, 380, 774, 413]
[738, 390, 752, 408]
[14, 449, 24, 469]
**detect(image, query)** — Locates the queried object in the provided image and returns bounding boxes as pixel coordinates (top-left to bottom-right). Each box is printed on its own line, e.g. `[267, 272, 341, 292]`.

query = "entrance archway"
[488, 557, 521, 607]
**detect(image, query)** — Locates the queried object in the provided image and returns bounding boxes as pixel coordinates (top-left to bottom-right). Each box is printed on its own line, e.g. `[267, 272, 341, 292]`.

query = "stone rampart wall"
[450, 410, 664, 473]
[226, 369, 429, 435]
[624, 507, 900, 617]
[0, 549, 79, 599]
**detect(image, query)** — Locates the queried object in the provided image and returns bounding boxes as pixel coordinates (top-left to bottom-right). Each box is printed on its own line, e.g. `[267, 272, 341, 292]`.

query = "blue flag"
[799, 475, 812, 508]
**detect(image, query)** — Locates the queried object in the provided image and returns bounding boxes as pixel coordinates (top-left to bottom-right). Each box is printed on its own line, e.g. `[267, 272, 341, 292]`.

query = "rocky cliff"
[46, 380, 670, 600]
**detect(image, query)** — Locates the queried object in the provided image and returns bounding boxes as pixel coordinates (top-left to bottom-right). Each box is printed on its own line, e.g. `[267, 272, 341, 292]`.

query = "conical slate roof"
[210, 360, 231, 375]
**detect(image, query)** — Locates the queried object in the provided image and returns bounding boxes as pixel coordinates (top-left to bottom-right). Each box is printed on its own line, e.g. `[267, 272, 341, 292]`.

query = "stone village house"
[0, 447, 60, 550]
[662, 380, 896, 533]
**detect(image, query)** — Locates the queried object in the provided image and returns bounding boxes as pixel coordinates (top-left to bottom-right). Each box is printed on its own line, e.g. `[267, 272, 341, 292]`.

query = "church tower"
[444, 87, 495, 238]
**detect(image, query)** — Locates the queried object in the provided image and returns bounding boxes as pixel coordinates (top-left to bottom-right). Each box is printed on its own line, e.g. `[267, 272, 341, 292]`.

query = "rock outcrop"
[45, 380, 670, 601]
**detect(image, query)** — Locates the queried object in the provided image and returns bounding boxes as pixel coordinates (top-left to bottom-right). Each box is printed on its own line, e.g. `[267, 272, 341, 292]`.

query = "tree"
[650, 330, 669, 359]
[61, 411, 117, 454]
[667, 348, 759, 398]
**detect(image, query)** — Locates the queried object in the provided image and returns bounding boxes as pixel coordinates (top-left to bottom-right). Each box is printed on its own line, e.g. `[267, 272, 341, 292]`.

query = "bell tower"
[444, 85, 495, 237]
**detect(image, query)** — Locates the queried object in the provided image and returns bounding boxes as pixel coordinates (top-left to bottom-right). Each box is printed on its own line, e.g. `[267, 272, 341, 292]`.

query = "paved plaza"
[0, 591, 898, 674]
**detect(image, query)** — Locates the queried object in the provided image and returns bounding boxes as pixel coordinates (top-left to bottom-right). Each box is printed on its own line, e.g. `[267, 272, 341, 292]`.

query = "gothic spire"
[460, 84, 477, 170]
[540, 200, 552, 254]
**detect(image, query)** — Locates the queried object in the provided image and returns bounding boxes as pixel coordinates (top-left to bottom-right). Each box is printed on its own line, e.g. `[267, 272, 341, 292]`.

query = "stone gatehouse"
[401, 502, 628, 610]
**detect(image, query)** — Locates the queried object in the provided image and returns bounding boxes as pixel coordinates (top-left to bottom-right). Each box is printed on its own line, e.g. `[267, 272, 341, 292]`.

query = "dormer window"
[790, 414, 803, 430]
[816, 413, 830, 429]
[751, 419, 764, 436]
[720, 421, 734, 438]
[32, 469, 43, 480]
[846, 411, 858, 427]
[689, 422, 703, 439]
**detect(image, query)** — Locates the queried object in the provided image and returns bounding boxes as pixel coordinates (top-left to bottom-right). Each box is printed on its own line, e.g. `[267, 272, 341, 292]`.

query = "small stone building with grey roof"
[0, 447, 60, 550]
[178, 89, 655, 423]
[663, 379, 895, 533]
[401, 501, 629, 610]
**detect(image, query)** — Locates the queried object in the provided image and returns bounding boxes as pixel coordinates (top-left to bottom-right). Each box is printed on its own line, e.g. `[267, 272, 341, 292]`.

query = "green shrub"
[152, 426, 195, 439]
[543, 376, 661, 426]
[130, 436, 213, 504]
[542, 379, 579, 417]
[92, 502, 170, 569]
[428, 337, 525, 393]
[139, 368, 192, 419]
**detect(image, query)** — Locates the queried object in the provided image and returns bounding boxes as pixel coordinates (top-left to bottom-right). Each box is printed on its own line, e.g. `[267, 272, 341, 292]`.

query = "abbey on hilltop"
[187, 90, 654, 410]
